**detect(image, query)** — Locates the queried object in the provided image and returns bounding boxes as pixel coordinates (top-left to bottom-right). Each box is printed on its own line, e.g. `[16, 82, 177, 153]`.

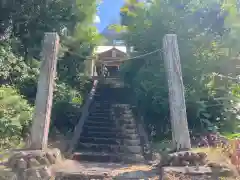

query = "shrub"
[0, 44, 39, 104]
[51, 81, 84, 134]
[0, 86, 33, 149]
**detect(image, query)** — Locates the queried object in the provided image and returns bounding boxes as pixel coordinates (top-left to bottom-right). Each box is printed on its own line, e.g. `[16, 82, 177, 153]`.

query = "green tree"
[119, 0, 240, 140]
[0, 86, 33, 148]
[0, 0, 101, 142]
[1, 0, 99, 61]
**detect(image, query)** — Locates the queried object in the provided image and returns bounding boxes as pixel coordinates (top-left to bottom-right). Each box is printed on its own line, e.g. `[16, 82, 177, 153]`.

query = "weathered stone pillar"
[30, 32, 60, 150]
[163, 34, 191, 150]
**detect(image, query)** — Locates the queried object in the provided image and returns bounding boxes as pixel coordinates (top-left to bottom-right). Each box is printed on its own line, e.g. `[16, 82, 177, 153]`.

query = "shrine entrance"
[106, 66, 119, 76]
[93, 46, 128, 77]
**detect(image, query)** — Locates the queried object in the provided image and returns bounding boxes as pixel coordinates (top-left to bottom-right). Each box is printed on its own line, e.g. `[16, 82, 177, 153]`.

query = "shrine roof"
[94, 46, 127, 54]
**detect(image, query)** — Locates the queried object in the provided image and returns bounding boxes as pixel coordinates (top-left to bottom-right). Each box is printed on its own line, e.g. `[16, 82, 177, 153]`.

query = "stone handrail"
[138, 119, 152, 160]
[132, 106, 153, 161]
[67, 80, 99, 153]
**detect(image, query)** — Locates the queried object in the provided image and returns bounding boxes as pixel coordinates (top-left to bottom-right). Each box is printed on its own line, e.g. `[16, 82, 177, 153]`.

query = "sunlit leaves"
[109, 24, 128, 33]
[0, 85, 33, 148]
[0, 0, 99, 142]
[231, 84, 240, 98]
[120, 0, 240, 137]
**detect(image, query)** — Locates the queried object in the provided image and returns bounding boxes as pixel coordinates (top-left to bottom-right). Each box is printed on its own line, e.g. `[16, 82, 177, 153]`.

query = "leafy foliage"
[50, 79, 92, 134]
[0, 43, 40, 104]
[1, 0, 100, 60]
[120, 0, 240, 140]
[0, 86, 33, 148]
[0, 0, 100, 148]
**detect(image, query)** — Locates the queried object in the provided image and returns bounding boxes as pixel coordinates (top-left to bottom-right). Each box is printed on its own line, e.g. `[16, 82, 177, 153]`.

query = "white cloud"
[94, 15, 101, 24]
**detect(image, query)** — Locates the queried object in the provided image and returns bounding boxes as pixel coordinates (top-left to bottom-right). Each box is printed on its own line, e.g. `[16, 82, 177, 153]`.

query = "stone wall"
[159, 151, 236, 180]
[3, 148, 62, 180]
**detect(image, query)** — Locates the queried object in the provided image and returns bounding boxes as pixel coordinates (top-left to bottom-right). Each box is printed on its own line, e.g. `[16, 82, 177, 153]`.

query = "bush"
[0, 43, 93, 141]
[119, 0, 240, 140]
[0, 44, 39, 104]
[0, 44, 29, 84]
[51, 81, 88, 135]
[0, 86, 33, 149]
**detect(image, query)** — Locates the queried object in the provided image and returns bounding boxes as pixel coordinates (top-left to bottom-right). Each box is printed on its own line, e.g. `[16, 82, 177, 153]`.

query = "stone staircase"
[72, 78, 145, 164]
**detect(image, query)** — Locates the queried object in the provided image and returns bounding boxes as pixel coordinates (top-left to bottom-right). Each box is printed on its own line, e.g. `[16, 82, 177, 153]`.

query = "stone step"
[77, 142, 121, 153]
[91, 107, 110, 110]
[119, 120, 136, 126]
[88, 112, 110, 116]
[88, 110, 110, 113]
[116, 109, 133, 112]
[120, 123, 137, 129]
[94, 93, 109, 96]
[90, 108, 110, 112]
[119, 119, 136, 124]
[118, 118, 135, 122]
[94, 101, 111, 104]
[124, 145, 142, 154]
[77, 143, 143, 155]
[56, 174, 107, 180]
[85, 120, 116, 127]
[90, 108, 111, 112]
[94, 96, 114, 100]
[95, 94, 114, 97]
[88, 115, 110, 119]
[90, 106, 110, 110]
[121, 128, 138, 134]
[79, 137, 121, 145]
[91, 101, 108, 105]
[81, 131, 120, 139]
[72, 152, 122, 163]
[119, 114, 134, 119]
[83, 125, 118, 133]
[123, 133, 140, 140]
[87, 117, 112, 123]
[87, 115, 110, 120]
[91, 107, 111, 113]
[118, 119, 136, 125]
[94, 100, 113, 103]
[88, 114, 110, 118]
[79, 135, 140, 145]
[91, 101, 110, 105]
[113, 104, 131, 108]
[122, 154, 145, 163]
[91, 106, 110, 110]
[123, 139, 141, 146]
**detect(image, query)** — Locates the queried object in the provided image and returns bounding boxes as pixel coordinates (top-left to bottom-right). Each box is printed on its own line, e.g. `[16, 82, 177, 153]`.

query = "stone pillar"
[90, 59, 95, 77]
[162, 34, 191, 150]
[30, 33, 60, 150]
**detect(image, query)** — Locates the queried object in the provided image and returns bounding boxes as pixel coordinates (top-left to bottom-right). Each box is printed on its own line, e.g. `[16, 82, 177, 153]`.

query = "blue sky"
[94, 0, 125, 32]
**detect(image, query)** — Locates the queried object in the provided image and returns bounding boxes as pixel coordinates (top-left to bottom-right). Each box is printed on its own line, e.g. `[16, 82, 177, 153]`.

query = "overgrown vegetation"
[0, 0, 101, 149]
[118, 0, 240, 141]
[1, 0, 240, 154]
[0, 86, 33, 149]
